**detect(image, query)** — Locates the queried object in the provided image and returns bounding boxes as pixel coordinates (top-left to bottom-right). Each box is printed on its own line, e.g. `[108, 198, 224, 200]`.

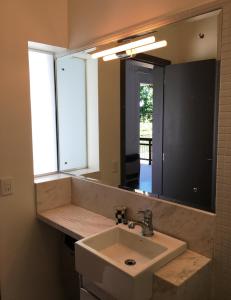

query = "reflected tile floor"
[139, 163, 152, 193]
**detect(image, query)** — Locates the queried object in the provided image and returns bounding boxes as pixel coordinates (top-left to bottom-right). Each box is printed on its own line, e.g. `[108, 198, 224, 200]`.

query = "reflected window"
[139, 83, 153, 192]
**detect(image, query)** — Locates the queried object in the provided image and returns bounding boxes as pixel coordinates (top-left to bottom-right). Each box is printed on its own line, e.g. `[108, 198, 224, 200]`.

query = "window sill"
[34, 172, 71, 184]
[63, 168, 100, 177]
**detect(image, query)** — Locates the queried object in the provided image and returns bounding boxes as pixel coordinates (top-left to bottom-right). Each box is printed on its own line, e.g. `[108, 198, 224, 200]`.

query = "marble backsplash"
[35, 176, 71, 213]
[71, 176, 215, 258]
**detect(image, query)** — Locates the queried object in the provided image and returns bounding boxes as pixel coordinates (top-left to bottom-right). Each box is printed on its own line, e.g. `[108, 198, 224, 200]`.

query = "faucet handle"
[115, 206, 128, 225]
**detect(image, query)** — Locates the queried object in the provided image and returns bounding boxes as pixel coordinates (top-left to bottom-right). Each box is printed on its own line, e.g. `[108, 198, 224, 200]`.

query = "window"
[28, 48, 98, 176]
[28, 50, 58, 176]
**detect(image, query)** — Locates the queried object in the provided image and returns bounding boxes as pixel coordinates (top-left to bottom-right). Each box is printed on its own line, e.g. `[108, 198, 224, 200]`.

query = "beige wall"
[68, 0, 218, 48]
[150, 14, 219, 63]
[0, 1, 68, 300]
[98, 60, 121, 186]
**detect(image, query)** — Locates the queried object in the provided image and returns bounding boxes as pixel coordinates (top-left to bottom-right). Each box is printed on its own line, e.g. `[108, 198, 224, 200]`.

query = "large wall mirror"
[60, 9, 222, 213]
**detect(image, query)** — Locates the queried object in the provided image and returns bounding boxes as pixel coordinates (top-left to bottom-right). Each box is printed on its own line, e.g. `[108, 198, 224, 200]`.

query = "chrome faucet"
[128, 209, 154, 237]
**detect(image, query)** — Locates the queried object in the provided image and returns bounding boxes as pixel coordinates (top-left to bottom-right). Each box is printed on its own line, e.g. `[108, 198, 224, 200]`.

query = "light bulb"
[91, 36, 155, 59]
[126, 40, 167, 55]
[102, 40, 167, 61]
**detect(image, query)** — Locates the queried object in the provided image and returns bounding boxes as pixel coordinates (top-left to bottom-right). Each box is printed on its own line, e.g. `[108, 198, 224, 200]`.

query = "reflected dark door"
[121, 59, 154, 189]
[121, 56, 171, 191]
[162, 59, 217, 210]
[152, 66, 164, 195]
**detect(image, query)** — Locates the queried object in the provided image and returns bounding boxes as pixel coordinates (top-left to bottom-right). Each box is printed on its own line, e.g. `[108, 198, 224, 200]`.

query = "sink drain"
[124, 259, 136, 266]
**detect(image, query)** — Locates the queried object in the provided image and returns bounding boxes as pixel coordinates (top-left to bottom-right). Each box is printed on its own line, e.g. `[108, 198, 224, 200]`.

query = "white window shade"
[28, 50, 58, 175]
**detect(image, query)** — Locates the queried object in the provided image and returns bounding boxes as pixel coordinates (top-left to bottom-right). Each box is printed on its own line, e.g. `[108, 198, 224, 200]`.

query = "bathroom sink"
[75, 225, 186, 300]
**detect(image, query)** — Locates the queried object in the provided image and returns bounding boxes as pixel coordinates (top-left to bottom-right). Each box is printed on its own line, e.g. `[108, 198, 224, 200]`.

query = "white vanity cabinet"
[80, 276, 115, 300]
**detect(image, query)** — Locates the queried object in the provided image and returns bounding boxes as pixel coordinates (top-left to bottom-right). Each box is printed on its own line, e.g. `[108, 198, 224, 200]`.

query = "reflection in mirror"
[61, 10, 222, 213]
[56, 52, 100, 175]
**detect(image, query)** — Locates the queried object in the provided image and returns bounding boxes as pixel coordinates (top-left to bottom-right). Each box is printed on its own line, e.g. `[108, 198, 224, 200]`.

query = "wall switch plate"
[0, 177, 14, 196]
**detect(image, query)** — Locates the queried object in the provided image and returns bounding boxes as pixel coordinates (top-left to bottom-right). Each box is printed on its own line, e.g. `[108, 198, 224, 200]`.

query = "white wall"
[0, 1, 68, 299]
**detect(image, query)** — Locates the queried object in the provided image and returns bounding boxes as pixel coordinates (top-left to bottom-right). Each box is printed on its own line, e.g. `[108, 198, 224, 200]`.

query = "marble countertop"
[155, 249, 211, 286]
[37, 204, 115, 240]
[37, 204, 211, 287]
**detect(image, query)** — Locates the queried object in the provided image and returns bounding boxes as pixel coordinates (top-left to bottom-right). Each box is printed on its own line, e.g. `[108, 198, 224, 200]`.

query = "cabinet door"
[82, 276, 115, 300]
[80, 288, 98, 300]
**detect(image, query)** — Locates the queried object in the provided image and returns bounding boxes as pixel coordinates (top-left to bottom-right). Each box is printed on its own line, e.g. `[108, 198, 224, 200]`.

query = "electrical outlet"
[0, 177, 14, 196]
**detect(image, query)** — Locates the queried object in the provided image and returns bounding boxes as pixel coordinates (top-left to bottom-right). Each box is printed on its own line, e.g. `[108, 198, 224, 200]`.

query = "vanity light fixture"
[103, 53, 127, 61]
[103, 40, 168, 61]
[127, 40, 167, 56]
[91, 36, 155, 59]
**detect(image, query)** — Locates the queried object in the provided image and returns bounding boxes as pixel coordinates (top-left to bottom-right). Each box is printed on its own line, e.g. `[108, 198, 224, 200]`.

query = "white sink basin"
[75, 225, 186, 300]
